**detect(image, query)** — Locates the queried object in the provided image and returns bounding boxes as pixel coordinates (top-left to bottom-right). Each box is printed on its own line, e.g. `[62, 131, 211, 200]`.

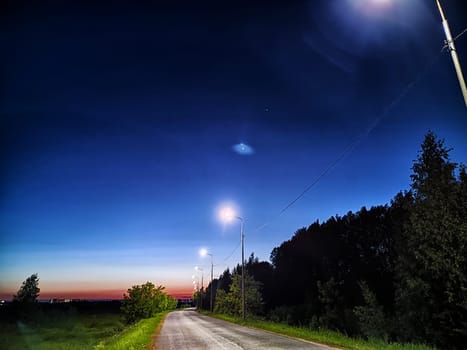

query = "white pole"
[436, 0, 467, 108]
[233, 216, 246, 320]
[240, 218, 245, 320]
[209, 254, 213, 312]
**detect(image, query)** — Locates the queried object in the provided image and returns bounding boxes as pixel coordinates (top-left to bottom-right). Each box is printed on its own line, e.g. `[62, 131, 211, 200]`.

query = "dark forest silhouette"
[197, 131, 467, 349]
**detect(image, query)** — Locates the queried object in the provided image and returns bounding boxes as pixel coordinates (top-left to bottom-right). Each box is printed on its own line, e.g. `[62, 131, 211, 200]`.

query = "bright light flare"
[221, 207, 235, 222]
[199, 248, 208, 257]
[215, 201, 240, 225]
[347, 0, 395, 17]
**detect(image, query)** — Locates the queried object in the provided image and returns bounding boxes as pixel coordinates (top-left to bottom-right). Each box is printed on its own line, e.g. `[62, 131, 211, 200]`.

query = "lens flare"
[232, 142, 255, 155]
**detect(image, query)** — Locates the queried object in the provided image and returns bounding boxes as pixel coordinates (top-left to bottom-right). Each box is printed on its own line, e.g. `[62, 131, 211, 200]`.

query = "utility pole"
[241, 218, 245, 320]
[436, 0, 467, 108]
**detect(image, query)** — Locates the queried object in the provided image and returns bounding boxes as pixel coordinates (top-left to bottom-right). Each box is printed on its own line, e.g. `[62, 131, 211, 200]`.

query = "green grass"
[0, 313, 124, 350]
[202, 312, 434, 350]
[97, 312, 167, 350]
[0, 312, 167, 350]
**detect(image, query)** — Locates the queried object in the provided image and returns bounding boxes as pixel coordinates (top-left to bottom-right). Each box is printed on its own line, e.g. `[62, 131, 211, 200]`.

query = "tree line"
[196, 131, 467, 349]
[7, 275, 177, 324]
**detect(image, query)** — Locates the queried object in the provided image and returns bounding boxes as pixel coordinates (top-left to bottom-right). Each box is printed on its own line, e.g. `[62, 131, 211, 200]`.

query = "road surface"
[154, 309, 335, 350]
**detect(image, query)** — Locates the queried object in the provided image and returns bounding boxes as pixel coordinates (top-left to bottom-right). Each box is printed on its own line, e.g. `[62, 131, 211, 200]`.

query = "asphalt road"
[154, 309, 334, 350]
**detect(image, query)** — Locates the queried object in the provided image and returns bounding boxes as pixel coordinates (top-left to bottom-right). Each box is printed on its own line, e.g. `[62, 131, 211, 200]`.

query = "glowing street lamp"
[200, 248, 214, 312]
[221, 207, 246, 320]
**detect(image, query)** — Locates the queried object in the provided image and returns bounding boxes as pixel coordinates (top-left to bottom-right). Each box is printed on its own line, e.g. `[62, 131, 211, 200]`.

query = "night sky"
[1, 0, 467, 299]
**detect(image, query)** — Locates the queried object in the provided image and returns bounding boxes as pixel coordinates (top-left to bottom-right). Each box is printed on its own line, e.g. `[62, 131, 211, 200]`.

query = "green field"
[0, 308, 167, 350]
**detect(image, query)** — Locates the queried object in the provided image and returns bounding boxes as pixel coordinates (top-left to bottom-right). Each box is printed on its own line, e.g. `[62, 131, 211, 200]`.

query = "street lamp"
[194, 266, 204, 309]
[192, 275, 199, 307]
[435, 0, 467, 107]
[222, 208, 246, 320]
[194, 266, 204, 291]
[200, 248, 214, 312]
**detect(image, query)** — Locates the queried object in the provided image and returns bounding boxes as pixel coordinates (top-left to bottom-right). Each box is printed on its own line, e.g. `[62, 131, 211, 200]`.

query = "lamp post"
[222, 208, 245, 320]
[194, 266, 204, 309]
[200, 248, 214, 312]
[435, 0, 467, 107]
[195, 266, 204, 290]
[192, 275, 199, 308]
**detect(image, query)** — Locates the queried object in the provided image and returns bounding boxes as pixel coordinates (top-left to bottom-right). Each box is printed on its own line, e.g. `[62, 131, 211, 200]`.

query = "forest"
[197, 131, 467, 350]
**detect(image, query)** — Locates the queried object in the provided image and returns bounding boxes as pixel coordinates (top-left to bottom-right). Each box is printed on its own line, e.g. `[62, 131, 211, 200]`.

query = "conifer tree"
[396, 132, 467, 348]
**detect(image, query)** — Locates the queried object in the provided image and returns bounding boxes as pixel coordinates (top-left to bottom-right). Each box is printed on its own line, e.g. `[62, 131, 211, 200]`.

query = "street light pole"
[436, 0, 467, 107]
[240, 217, 245, 320]
[195, 266, 204, 308]
[192, 275, 200, 308]
[199, 249, 215, 312]
[195, 267, 204, 291]
[221, 208, 246, 320]
[234, 216, 245, 320]
[208, 253, 214, 312]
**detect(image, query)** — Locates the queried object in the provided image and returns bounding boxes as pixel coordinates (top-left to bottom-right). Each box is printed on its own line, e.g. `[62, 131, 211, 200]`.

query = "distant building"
[177, 296, 193, 306]
[49, 298, 81, 304]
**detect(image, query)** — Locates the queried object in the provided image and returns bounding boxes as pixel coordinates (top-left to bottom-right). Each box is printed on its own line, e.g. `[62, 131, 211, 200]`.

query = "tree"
[395, 132, 467, 348]
[217, 268, 232, 293]
[214, 271, 263, 317]
[214, 289, 235, 315]
[354, 281, 388, 341]
[121, 282, 176, 323]
[246, 254, 274, 313]
[13, 274, 40, 303]
[317, 277, 344, 331]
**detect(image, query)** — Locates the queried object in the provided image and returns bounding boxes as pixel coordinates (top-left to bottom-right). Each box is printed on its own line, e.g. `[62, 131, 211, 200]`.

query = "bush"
[121, 282, 176, 324]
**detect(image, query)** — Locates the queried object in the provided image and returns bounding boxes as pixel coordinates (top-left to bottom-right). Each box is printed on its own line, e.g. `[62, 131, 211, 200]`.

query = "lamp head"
[220, 207, 236, 222]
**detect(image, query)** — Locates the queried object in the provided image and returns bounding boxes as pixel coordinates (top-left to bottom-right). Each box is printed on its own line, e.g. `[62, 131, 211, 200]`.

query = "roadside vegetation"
[96, 312, 167, 350]
[0, 309, 168, 350]
[121, 282, 177, 324]
[0, 277, 175, 349]
[203, 312, 433, 350]
[0, 306, 124, 350]
[196, 131, 467, 349]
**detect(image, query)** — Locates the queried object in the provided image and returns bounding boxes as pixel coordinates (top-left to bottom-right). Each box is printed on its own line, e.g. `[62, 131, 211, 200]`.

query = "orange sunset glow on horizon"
[0, 287, 194, 301]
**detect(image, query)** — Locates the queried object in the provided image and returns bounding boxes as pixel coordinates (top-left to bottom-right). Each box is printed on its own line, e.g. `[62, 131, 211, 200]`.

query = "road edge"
[149, 311, 171, 349]
[198, 311, 342, 350]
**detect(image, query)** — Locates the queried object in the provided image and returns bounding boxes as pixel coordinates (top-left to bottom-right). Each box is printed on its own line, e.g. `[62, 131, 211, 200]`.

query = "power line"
[225, 35, 463, 262]
[223, 241, 240, 263]
[253, 46, 447, 234]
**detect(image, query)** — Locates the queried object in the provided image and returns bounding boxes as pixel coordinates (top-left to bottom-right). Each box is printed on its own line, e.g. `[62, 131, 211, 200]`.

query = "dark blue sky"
[1, 0, 467, 298]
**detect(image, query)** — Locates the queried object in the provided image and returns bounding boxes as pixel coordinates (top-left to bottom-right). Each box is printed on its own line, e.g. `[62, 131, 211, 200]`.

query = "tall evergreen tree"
[395, 132, 467, 348]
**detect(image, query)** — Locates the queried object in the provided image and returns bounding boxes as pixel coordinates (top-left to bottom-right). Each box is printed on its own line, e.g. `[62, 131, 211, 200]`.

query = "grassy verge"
[97, 312, 167, 350]
[201, 312, 433, 350]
